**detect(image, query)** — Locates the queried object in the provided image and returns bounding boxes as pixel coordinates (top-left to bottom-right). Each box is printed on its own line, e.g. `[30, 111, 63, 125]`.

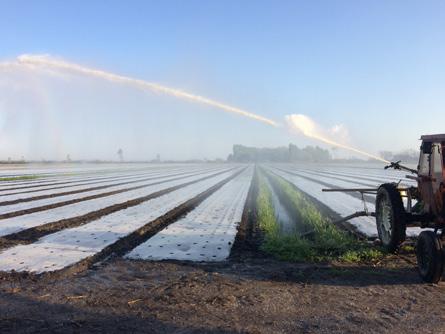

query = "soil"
[0, 252, 444, 333]
[0, 168, 444, 333]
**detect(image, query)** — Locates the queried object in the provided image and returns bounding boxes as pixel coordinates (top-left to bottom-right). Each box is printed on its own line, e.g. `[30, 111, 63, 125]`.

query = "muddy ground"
[0, 251, 444, 334]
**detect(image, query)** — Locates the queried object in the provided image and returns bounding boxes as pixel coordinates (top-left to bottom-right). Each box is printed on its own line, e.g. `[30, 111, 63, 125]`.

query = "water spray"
[15, 55, 279, 127]
[1, 54, 388, 163]
[285, 114, 389, 163]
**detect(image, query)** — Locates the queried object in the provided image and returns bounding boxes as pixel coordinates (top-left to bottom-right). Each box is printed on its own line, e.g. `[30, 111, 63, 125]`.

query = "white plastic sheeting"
[127, 167, 253, 262]
[0, 163, 183, 178]
[0, 167, 231, 237]
[0, 168, 241, 273]
[0, 167, 218, 213]
[0, 167, 184, 193]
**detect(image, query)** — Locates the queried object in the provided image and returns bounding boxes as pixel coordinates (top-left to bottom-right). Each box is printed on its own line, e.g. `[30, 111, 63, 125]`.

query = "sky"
[0, 0, 444, 161]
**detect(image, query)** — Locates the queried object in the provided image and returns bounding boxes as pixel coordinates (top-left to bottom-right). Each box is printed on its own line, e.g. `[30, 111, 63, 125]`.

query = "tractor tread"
[416, 231, 444, 283]
[376, 183, 407, 253]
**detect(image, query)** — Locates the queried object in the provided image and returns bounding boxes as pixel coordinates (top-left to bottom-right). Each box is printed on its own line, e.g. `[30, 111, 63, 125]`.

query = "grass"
[0, 175, 41, 182]
[256, 169, 383, 263]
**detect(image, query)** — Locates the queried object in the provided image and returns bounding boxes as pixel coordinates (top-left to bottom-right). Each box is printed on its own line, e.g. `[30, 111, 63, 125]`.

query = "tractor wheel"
[416, 231, 444, 283]
[375, 183, 406, 253]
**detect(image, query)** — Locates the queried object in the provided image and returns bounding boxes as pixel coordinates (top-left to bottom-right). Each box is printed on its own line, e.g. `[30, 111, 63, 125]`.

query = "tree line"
[227, 144, 331, 163]
[379, 149, 419, 163]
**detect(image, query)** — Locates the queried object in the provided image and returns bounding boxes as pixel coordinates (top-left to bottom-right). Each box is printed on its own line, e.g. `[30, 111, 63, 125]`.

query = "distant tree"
[393, 149, 419, 163]
[379, 151, 394, 162]
[379, 149, 418, 163]
[117, 148, 124, 162]
[228, 144, 331, 163]
[232, 145, 256, 162]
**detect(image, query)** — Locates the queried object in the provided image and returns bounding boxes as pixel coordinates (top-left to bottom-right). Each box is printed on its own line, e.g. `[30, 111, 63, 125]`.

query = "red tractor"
[324, 134, 445, 283]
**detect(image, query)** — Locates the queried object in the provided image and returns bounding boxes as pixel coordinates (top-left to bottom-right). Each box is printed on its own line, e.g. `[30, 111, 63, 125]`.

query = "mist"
[0, 58, 288, 162]
[0, 54, 427, 163]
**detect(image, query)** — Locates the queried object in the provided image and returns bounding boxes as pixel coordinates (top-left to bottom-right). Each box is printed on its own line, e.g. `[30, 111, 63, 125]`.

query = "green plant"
[0, 175, 40, 181]
[256, 177, 279, 238]
[256, 168, 384, 263]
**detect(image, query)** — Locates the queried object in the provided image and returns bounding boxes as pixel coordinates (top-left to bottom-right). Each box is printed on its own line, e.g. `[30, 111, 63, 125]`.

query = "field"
[0, 162, 444, 333]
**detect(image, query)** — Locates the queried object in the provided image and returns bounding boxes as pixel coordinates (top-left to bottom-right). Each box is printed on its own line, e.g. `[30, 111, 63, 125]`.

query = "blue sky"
[1, 1, 444, 160]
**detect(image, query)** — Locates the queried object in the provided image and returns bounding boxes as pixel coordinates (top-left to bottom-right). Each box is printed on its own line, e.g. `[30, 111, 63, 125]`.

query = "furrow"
[127, 167, 253, 262]
[0, 167, 245, 273]
[0, 168, 236, 239]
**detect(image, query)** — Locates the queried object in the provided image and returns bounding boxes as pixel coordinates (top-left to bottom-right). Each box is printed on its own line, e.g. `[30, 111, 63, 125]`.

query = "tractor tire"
[375, 183, 406, 253]
[416, 231, 444, 283]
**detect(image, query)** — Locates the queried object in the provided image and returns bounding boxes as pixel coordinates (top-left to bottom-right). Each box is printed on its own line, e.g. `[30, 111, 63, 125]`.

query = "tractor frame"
[323, 134, 445, 283]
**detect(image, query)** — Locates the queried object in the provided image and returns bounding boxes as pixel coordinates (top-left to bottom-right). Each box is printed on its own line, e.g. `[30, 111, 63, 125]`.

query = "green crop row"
[256, 168, 383, 263]
[0, 175, 41, 182]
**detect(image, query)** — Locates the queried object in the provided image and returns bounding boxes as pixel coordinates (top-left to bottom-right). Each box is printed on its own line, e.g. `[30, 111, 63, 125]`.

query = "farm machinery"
[323, 134, 445, 283]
